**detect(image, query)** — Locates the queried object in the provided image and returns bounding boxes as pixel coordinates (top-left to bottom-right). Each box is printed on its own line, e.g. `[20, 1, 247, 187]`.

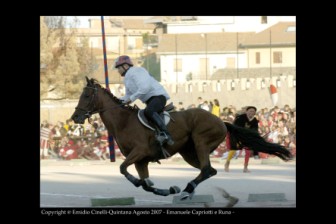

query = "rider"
[114, 55, 174, 146]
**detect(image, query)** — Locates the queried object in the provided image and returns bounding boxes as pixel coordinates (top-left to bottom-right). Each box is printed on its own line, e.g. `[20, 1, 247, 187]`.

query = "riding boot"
[151, 112, 174, 145]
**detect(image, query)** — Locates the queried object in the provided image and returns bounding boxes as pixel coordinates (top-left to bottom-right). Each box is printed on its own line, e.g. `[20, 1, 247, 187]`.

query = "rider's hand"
[122, 99, 131, 105]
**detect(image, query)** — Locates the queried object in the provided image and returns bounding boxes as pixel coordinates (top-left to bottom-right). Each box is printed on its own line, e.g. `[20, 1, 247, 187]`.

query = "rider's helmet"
[114, 55, 134, 68]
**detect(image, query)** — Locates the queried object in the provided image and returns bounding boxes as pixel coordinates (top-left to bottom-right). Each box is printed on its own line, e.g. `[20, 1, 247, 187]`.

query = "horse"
[71, 77, 292, 200]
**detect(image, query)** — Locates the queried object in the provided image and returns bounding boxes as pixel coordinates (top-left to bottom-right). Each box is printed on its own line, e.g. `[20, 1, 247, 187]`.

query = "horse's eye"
[83, 89, 91, 97]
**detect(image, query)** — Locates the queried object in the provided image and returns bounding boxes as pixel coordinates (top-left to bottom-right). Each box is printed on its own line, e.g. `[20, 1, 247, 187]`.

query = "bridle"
[74, 84, 127, 123]
[75, 85, 100, 121]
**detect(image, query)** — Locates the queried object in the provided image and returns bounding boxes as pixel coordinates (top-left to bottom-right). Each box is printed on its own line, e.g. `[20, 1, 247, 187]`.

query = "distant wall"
[40, 75, 295, 124]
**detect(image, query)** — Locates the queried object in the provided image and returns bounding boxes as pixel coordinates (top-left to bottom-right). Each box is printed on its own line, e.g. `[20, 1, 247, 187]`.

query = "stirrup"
[161, 132, 174, 145]
[166, 138, 174, 146]
[156, 132, 167, 143]
[156, 132, 174, 146]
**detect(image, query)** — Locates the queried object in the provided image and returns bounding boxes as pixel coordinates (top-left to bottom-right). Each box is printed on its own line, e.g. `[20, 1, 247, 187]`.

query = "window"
[226, 57, 235, 68]
[261, 16, 267, 24]
[216, 81, 221, 92]
[256, 52, 260, 64]
[188, 84, 193, 93]
[90, 38, 98, 48]
[246, 79, 251, 89]
[135, 37, 142, 49]
[286, 26, 296, 32]
[231, 80, 235, 91]
[127, 38, 136, 50]
[174, 58, 182, 72]
[273, 52, 282, 63]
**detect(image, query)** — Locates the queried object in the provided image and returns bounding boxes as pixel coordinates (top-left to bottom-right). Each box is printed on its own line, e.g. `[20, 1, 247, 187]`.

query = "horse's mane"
[91, 78, 138, 111]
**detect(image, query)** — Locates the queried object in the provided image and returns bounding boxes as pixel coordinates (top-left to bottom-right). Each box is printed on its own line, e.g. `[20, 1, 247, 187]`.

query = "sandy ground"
[40, 157, 296, 210]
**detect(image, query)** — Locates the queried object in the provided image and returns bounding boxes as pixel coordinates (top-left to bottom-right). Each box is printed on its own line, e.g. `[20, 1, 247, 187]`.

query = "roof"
[122, 19, 155, 30]
[144, 16, 164, 24]
[157, 32, 255, 54]
[241, 22, 296, 47]
[156, 22, 295, 54]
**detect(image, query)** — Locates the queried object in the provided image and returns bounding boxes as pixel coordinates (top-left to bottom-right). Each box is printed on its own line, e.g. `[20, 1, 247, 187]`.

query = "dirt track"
[40, 157, 296, 209]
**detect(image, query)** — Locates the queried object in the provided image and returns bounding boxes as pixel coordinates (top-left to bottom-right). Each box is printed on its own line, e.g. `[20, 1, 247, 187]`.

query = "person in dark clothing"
[224, 106, 259, 173]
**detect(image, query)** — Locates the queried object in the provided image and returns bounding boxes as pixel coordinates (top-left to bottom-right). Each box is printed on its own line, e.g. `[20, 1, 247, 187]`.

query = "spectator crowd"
[40, 99, 296, 161]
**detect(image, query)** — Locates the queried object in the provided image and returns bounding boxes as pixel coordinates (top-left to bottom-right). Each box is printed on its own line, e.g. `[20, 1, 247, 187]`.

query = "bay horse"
[71, 77, 292, 200]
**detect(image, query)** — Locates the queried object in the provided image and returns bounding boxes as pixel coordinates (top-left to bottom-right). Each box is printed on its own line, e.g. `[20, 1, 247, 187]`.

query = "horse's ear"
[85, 76, 90, 84]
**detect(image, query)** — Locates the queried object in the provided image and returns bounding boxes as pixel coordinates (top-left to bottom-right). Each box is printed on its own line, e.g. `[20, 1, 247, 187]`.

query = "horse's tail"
[224, 122, 292, 161]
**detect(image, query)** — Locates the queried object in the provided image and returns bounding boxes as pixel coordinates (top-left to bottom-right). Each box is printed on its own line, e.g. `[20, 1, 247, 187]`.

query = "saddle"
[137, 102, 175, 131]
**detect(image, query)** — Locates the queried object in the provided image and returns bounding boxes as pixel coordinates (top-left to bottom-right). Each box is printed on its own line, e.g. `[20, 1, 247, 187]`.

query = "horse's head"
[71, 77, 99, 124]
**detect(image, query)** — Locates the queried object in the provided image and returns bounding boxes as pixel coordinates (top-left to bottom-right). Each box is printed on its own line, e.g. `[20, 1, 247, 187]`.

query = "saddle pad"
[138, 110, 170, 130]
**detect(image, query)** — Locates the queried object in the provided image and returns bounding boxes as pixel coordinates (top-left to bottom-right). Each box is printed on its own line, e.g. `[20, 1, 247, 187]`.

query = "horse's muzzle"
[71, 113, 86, 124]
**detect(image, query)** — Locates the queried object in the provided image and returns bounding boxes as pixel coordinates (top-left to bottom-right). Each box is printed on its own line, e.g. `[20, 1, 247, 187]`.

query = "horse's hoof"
[179, 191, 190, 200]
[126, 174, 141, 187]
[144, 178, 154, 186]
[169, 186, 181, 194]
[179, 191, 194, 200]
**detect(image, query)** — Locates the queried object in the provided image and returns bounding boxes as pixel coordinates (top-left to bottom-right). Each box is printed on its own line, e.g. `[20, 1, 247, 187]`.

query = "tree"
[54, 37, 80, 98]
[76, 37, 98, 81]
[142, 53, 161, 81]
[40, 16, 58, 98]
[142, 33, 150, 45]
[40, 16, 54, 66]
[186, 72, 193, 81]
[40, 16, 83, 99]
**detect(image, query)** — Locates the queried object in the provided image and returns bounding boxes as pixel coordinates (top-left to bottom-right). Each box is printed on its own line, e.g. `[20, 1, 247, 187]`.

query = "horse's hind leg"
[180, 163, 217, 200]
[179, 145, 218, 200]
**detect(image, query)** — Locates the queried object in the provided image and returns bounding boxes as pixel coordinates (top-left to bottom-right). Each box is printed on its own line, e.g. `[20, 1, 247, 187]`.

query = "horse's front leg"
[134, 161, 181, 196]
